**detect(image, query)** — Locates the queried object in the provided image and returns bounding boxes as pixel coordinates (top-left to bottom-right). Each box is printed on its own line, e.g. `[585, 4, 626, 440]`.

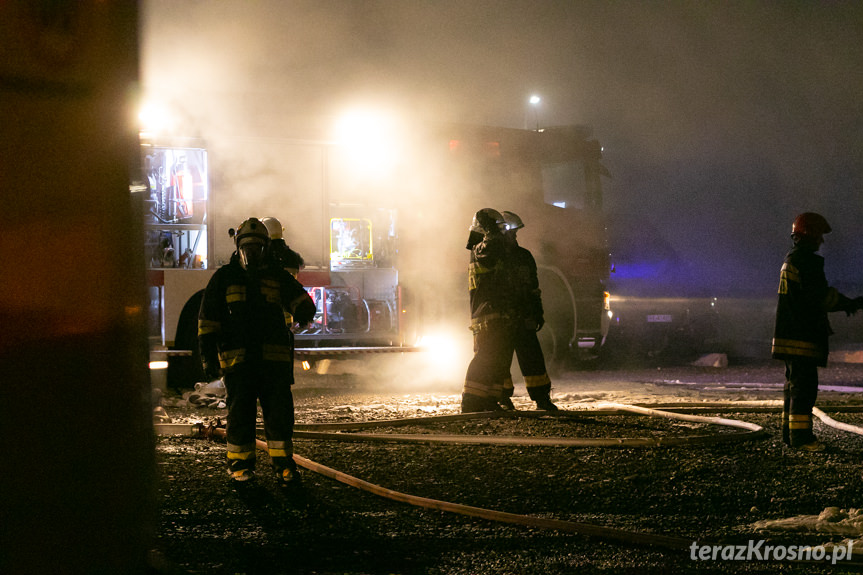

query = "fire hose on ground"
[164, 402, 791, 551]
[154, 401, 863, 556]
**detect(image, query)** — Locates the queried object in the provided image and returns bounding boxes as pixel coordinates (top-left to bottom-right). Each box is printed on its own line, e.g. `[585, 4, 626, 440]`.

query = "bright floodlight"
[334, 109, 399, 177]
[529, 95, 541, 105]
[138, 101, 173, 135]
[334, 110, 387, 147]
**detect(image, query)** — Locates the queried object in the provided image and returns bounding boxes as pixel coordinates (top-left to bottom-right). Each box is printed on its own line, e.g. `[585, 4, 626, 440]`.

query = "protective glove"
[535, 316, 545, 332]
[842, 296, 863, 317]
[466, 230, 484, 250]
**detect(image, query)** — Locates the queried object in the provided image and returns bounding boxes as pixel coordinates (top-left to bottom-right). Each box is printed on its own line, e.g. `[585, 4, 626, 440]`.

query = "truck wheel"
[536, 321, 560, 375]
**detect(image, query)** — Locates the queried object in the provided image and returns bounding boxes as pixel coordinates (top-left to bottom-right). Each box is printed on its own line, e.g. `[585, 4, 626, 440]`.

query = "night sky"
[143, 1, 863, 298]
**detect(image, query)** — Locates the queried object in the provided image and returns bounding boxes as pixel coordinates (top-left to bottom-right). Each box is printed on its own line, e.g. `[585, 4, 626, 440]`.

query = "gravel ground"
[152, 361, 863, 574]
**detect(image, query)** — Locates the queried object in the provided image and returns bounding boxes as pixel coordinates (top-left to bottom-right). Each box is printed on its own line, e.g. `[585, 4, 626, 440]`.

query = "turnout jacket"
[468, 233, 514, 332]
[198, 258, 316, 378]
[508, 243, 544, 325]
[771, 244, 854, 367]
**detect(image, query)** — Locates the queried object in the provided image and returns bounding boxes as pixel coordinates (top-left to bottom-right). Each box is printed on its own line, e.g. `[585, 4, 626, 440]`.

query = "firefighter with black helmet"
[198, 217, 316, 486]
[262, 216, 305, 277]
[499, 211, 558, 411]
[772, 212, 863, 451]
[461, 208, 516, 412]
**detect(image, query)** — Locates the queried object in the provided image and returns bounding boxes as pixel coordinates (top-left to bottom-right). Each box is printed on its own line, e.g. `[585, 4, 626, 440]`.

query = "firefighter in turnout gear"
[499, 211, 558, 411]
[262, 216, 305, 277]
[461, 208, 516, 413]
[772, 212, 863, 451]
[198, 217, 316, 485]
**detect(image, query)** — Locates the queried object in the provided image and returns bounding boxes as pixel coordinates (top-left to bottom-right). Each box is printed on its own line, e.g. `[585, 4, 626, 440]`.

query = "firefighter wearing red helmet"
[198, 217, 316, 485]
[499, 211, 558, 411]
[461, 208, 517, 412]
[772, 212, 863, 451]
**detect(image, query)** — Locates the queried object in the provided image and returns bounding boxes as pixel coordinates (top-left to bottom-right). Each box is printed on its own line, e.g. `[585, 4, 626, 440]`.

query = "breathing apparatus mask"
[231, 218, 270, 270]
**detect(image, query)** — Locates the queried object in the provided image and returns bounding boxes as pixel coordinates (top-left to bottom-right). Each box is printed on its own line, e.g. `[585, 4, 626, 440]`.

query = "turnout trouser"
[463, 321, 515, 410]
[782, 358, 819, 446]
[502, 325, 552, 401]
[224, 364, 296, 475]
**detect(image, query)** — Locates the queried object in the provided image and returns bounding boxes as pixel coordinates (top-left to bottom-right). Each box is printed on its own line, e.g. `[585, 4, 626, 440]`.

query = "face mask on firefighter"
[238, 239, 267, 269]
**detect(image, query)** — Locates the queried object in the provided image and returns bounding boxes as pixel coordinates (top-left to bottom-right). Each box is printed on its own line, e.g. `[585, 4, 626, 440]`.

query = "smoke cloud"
[141, 2, 863, 373]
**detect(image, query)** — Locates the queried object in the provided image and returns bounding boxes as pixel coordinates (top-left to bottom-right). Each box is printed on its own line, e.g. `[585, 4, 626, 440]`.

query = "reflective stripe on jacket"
[771, 245, 848, 367]
[198, 258, 315, 375]
[468, 234, 514, 332]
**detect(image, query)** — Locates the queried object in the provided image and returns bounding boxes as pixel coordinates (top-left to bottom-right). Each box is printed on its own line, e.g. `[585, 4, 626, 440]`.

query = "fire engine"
[137, 117, 612, 387]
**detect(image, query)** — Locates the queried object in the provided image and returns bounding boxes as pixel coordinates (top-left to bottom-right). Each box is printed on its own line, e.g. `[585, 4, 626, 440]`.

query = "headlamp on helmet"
[792, 212, 832, 239]
[501, 211, 524, 231]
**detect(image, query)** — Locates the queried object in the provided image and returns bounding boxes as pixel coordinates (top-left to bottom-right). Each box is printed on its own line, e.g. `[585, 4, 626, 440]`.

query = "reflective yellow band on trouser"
[262, 344, 293, 362]
[219, 348, 246, 369]
[524, 373, 551, 389]
[771, 338, 822, 358]
[788, 414, 812, 430]
[463, 379, 498, 398]
[268, 440, 292, 459]
[198, 319, 221, 336]
[226, 442, 256, 460]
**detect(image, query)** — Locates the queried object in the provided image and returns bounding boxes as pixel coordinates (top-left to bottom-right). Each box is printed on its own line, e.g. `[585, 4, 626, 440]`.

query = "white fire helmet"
[261, 216, 284, 240]
[502, 211, 524, 231]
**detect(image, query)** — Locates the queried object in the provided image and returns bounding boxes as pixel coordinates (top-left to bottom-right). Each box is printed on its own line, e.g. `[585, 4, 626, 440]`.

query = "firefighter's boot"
[789, 413, 823, 451]
[461, 393, 501, 413]
[795, 439, 827, 452]
[277, 462, 302, 489]
[535, 397, 559, 411]
[228, 467, 255, 483]
[781, 411, 790, 446]
[499, 376, 516, 410]
[528, 382, 559, 411]
[498, 397, 516, 410]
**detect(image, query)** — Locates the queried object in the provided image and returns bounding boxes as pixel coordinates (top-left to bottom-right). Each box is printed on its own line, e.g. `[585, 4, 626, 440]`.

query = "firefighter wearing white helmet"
[262, 216, 305, 278]
[198, 217, 316, 486]
[461, 208, 517, 413]
[499, 210, 558, 411]
[772, 212, 863, 451]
